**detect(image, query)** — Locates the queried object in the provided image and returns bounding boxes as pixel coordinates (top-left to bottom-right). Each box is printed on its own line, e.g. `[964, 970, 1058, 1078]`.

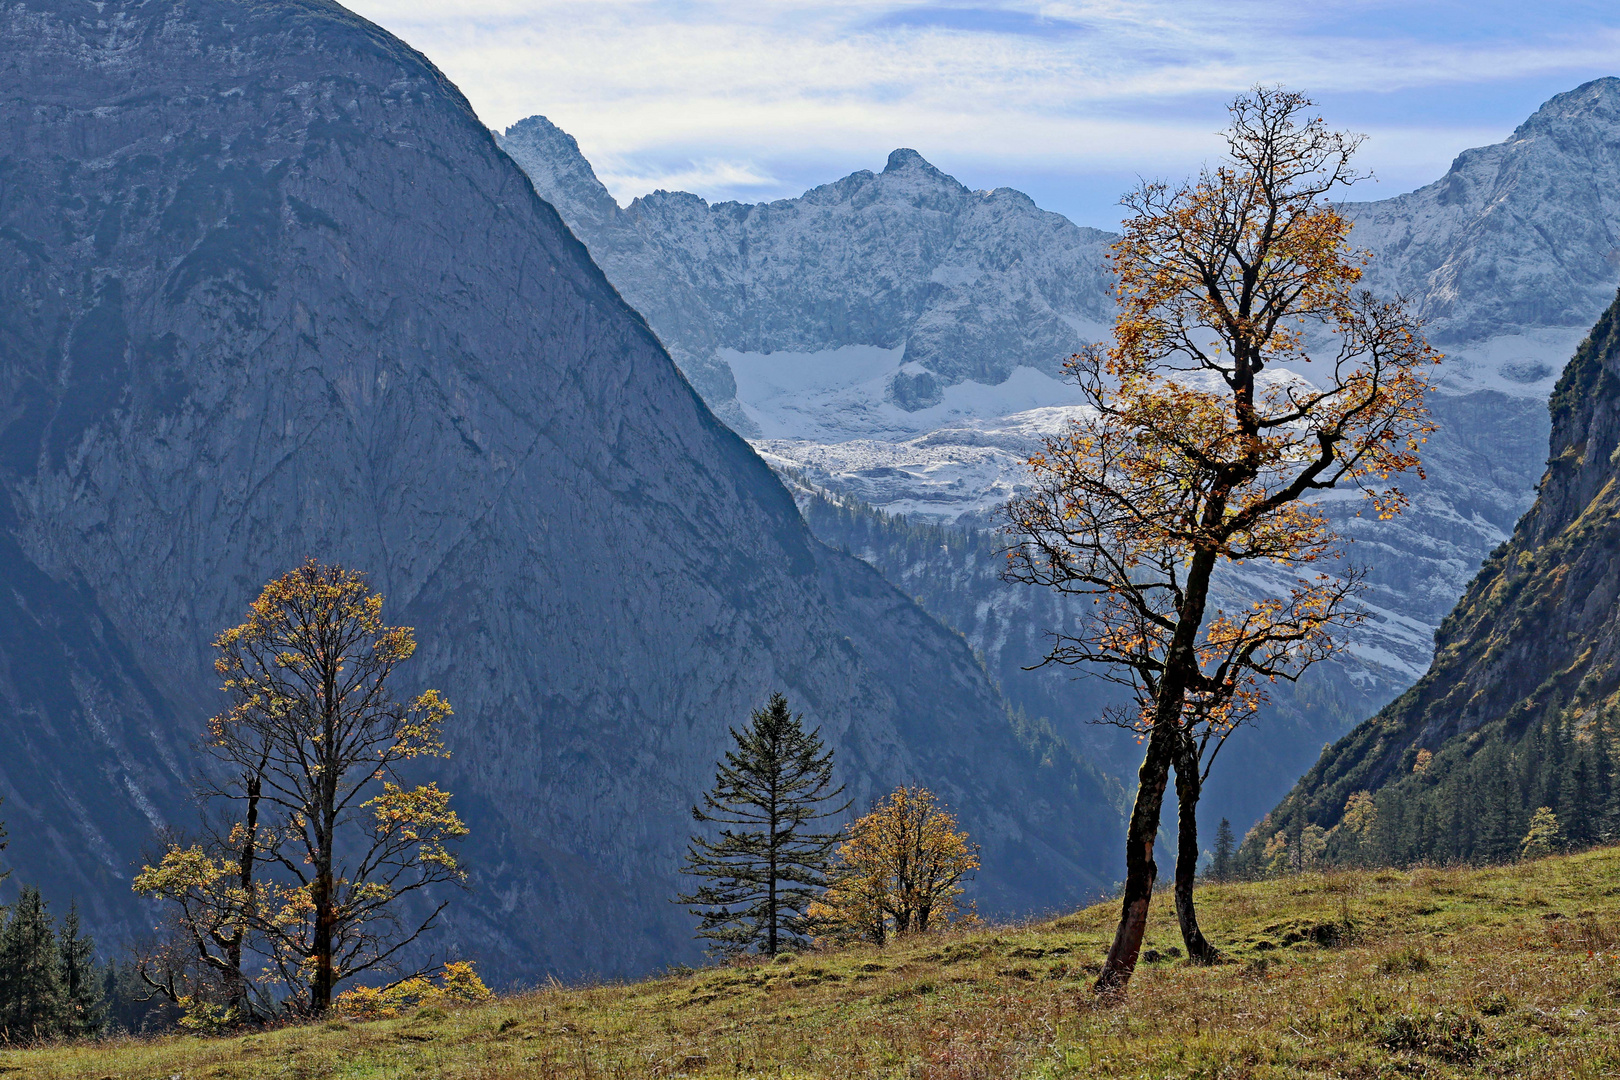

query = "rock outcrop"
[1346, 79, 1620, 369]
[0, 0, 1124, 981]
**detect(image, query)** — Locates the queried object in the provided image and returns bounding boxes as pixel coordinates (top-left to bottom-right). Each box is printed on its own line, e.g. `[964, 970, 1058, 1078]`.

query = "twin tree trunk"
[1017, 90, 1434, 995]
[1096, 718, 1178, 990]
[1096, 545, 1221, 989]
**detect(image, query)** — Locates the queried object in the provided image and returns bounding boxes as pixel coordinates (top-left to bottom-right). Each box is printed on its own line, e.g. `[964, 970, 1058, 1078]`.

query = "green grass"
[14, 847, 1620, 1078]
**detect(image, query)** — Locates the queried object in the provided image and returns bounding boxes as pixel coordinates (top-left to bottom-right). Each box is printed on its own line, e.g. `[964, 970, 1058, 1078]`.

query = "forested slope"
[1252, 291, 1620, 867]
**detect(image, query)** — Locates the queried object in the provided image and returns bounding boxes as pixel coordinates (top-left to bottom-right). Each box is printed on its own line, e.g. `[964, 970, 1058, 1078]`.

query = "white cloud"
[346, 1, 1620, 224]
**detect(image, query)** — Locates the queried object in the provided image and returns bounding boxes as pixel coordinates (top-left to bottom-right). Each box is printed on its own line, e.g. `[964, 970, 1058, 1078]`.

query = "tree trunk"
[1096, 544, 1221, 992]
[1094, 718, 1176, 991]
[767, 871, 778, 956]
[1172, 733, 1220, 965]
[312, 862, 334, 1011]
[767, 775, 779, 955]
[312, 749, 342, 1012]
[226, 766, 263, 1020]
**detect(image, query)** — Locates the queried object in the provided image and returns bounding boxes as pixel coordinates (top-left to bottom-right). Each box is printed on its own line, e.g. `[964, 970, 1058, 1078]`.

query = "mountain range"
[2, 0, 1616, 987]
[0, 0, 1123, 981]
[500, 81, 1620, 829]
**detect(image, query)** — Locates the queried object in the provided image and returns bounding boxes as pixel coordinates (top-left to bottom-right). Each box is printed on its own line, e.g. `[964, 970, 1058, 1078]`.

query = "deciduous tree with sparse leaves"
[137, 560, 466, 1017]
[1004, 86, 1436, 991]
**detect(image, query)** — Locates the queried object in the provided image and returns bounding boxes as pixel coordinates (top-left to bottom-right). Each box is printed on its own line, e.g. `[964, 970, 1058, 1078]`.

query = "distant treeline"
[0, 884, 176, 1042]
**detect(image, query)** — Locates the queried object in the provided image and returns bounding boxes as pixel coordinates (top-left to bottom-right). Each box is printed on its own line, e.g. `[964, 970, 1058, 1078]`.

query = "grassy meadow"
[16, 846, 1620, 1079]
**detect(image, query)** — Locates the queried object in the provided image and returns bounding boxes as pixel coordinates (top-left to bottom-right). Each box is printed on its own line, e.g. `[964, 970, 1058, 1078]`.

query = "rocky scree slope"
[0, 0, 1125, 981]
[1256, 290, 1620, 859]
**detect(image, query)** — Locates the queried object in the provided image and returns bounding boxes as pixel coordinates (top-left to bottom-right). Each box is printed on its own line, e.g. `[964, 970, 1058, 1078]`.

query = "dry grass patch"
[9, 846, 1620, 1079]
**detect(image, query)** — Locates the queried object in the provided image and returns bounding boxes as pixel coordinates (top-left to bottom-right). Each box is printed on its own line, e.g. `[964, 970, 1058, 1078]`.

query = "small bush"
[333, 960, 492, 1020]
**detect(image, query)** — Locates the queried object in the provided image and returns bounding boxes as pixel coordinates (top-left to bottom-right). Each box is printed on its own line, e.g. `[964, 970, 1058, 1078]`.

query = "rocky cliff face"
[0, 0, 1125, 981]
[1346, 79, 1620, 379]
[1257, 291, 1620, 857]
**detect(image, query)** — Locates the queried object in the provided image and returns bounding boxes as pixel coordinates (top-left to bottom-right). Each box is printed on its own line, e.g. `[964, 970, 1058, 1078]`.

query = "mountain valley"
[0, 0, 1125, 983]
[501, 85, 1620, 830]
[0, 0, 1614, 1021]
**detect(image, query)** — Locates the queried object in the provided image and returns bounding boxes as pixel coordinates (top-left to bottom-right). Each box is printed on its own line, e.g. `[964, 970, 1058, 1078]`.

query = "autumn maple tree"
[137, 560, 467, 1017]
[811, 786, 979, 945]
[1004, 87, 1436, 990]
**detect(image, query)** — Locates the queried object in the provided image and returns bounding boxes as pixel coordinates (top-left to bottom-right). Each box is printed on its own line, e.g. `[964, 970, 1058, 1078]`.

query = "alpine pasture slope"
[11, 847, 1620, 1079]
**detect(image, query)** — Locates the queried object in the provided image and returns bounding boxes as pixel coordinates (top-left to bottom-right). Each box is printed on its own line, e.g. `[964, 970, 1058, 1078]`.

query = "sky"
[345, 0, 1620, 230]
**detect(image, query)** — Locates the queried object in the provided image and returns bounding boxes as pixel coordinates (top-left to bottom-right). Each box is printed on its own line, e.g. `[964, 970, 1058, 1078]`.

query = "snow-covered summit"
[499, 92, 1620, 700]
[1345, 76, 1620, 396]
[498, 117, 1115, 431]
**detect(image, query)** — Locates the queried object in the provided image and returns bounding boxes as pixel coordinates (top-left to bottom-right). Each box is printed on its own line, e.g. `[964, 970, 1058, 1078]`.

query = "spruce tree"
[1210, 819, 1235, 882]
[0, 887, 66, 1041]
[57, 904, 103, 1038]
[677, 693, 849, 955]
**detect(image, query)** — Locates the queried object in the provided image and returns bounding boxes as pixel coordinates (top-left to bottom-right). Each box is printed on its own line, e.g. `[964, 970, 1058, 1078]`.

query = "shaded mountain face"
[1254, 292, 1620, 863]
[0, 0, 1125, 982]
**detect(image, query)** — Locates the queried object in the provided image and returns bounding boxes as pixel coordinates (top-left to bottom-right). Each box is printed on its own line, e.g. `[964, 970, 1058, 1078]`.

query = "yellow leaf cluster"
[811, 787, 979, 947]
[331, 961, 491, 1020]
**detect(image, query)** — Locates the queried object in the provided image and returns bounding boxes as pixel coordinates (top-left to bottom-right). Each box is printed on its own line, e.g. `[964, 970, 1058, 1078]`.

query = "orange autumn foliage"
[811, 787, 979, 947]
[1004, 86, 1437, 989]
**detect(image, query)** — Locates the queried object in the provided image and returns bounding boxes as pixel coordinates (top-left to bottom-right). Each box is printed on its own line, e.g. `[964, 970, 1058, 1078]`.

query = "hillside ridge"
[1254, 289, 1620, 864]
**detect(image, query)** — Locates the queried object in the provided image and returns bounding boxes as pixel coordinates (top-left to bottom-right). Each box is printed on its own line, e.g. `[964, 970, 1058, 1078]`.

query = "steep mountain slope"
[0, 0, 1125, 982]
[791, 485, 1394, 833]
[1256, 291, 1620, 863]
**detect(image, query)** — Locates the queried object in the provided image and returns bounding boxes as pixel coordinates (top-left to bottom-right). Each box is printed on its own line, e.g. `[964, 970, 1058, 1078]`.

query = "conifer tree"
[677, 693, 849, 955]
[1209, 819, 1235, 882]
[57, 904, 103, 1038]
[0, 887, 66, 1041]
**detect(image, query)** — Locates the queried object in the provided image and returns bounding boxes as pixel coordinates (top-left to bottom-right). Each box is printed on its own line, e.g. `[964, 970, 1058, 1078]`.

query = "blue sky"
[346, 0, 1620, 229]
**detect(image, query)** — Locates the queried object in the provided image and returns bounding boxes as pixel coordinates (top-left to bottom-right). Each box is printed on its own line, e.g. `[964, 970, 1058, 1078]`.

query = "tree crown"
[1006, 86, 1437, 739]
